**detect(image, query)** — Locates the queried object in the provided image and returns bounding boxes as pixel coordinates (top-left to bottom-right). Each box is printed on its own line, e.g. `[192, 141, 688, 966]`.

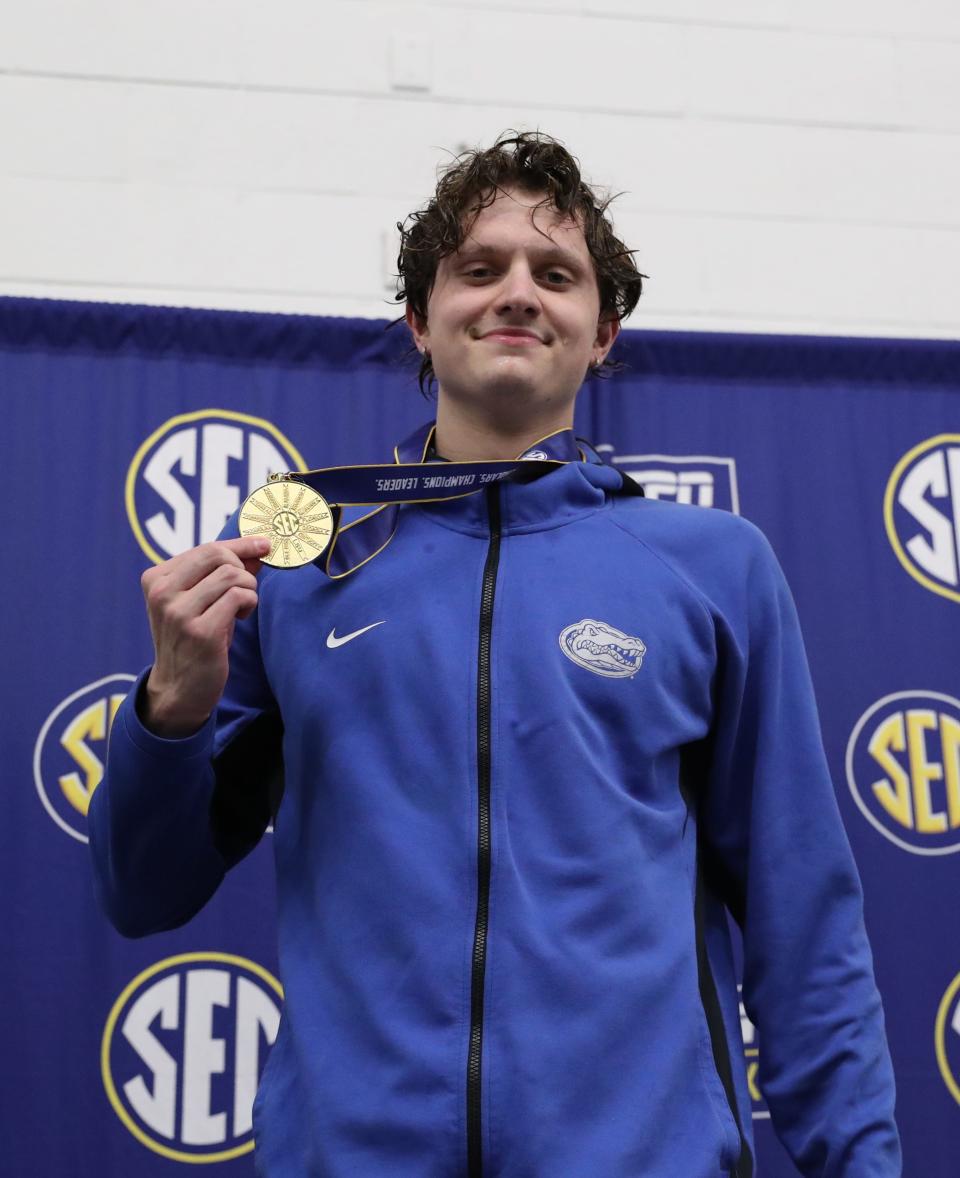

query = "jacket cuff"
[121, 666, 217, 761]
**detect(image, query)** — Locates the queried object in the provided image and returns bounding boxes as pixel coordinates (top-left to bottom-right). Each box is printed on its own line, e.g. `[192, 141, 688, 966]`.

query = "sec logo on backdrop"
[126, 410, 307, 564]
[33, 674, 135, 843]
[101, 953, 282, 1162]
[597, 445, 740, 513]
[885, 434, 960, 604]
[846, 691, 960, 855]
[936, 970, 960, 1110]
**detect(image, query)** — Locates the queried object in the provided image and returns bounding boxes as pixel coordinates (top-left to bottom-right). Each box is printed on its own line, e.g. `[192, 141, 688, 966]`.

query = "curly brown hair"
[393, 130, 644, 396]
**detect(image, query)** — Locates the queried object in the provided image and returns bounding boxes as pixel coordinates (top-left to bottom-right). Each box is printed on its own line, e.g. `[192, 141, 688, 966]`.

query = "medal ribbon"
[245, 421, 639, 577]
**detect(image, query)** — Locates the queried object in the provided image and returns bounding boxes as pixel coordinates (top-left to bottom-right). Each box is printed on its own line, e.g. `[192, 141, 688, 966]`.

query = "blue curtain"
[3, 295, 958, 1176]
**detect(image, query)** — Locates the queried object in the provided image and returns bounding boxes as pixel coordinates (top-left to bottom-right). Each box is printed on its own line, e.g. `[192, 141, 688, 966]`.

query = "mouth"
[479, 329, 544, 346]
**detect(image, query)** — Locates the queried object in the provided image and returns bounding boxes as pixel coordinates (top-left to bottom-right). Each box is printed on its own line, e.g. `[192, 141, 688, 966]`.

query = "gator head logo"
[559, 619, 646, 679]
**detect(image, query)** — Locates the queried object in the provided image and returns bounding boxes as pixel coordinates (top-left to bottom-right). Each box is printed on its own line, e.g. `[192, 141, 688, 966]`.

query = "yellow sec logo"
[846, 691, 960, 855]
[884, 434, 960, 603]
[33, 674, 135, 843]
[126, 410, 308, 564]
[936, 970, 960, 1110]
[101, 952, 283, 1163]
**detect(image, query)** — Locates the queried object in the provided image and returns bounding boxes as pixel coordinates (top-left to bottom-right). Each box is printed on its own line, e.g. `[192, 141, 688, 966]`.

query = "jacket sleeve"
[701, 523, 901, 1176]
[88, 564, 280, 939]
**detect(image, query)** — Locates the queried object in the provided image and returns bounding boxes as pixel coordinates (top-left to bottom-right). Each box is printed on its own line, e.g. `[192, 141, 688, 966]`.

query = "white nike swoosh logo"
[326, 621, 386, 649]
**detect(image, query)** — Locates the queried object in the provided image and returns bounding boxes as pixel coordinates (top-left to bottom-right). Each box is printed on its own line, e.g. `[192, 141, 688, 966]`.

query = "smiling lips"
[480, 328, 544, 345]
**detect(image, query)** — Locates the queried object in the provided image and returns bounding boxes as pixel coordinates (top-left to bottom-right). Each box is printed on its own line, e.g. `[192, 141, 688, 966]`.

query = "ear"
[592, 315, 621, 365]
[405, 304, 429, 353]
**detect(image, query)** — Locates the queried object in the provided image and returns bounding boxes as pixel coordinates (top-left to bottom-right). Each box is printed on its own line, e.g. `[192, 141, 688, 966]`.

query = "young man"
[90, 132, 901, 1176]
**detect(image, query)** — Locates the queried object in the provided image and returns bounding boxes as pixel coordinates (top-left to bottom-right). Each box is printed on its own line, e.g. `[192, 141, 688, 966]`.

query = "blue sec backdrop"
[2, 295, 959, 1176]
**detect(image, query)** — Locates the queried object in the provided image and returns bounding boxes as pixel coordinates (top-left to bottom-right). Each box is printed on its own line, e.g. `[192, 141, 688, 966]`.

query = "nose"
[494, 260, 542, 318]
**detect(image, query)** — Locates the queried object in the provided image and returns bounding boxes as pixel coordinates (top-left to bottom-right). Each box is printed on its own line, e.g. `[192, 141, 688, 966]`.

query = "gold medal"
[239, 477, 335, 569]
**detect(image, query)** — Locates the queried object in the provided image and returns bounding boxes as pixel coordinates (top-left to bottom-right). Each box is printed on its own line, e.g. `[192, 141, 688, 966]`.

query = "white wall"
[1, 0, 958, 338]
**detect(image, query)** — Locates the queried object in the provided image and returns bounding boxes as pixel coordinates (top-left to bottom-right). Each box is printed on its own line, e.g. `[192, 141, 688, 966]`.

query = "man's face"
[406, 186, 619, 424]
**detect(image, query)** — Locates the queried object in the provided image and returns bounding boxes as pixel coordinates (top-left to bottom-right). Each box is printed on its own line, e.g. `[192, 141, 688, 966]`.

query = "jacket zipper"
[467, 483, 502, 1178]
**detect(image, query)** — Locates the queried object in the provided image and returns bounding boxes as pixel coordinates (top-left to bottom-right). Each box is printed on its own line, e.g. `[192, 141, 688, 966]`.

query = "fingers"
[189, 562, 260, 615]
[143, 537, 271, 595]
[140, 537, 270, 732]
[200, 585, 260, 632]
[142, 538, 269, 646]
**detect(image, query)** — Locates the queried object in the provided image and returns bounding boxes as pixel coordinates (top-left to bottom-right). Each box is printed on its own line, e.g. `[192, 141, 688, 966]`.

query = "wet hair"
[392, 129, 644, 396]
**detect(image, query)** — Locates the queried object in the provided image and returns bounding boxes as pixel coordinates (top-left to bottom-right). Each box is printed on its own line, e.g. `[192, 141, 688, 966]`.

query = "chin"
[480, 358, 571, 398]
[437, 358, 580, 415]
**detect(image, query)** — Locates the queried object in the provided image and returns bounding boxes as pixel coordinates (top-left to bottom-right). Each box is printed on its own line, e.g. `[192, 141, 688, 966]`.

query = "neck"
[433, 400, 574, 462]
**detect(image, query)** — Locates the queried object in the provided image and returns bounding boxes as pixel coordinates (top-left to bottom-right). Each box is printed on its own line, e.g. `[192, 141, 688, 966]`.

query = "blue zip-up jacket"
[89, 457, 900, 1177]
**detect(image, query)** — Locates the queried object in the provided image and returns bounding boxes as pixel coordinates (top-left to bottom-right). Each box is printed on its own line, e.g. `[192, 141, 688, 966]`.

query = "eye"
[464, 266, 494, 280]
[544, 270, 573, 286]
